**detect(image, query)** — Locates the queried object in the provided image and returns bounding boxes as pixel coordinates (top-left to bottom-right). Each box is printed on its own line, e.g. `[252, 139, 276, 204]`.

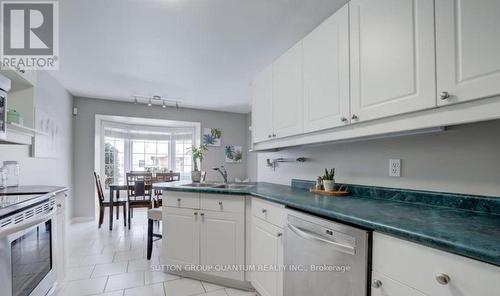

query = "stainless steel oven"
[0, 195, 57, 296]
[0, 73, 11, 140]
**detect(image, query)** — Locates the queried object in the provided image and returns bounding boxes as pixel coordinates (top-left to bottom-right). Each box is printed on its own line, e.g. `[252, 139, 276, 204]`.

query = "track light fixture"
[131, 95, 181, 109]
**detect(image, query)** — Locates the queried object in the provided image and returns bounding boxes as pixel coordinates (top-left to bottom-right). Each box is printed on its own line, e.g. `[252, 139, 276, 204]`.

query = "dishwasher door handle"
[287, 223, 356, 255]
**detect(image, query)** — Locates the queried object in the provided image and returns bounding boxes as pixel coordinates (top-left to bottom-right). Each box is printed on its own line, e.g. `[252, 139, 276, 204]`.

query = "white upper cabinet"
[252, 65, 274, 143]
[303, 4, 350, 133]
[272, 42, 304, 138]
[349, 0, 436, 122]
[436, 0, 500, 106]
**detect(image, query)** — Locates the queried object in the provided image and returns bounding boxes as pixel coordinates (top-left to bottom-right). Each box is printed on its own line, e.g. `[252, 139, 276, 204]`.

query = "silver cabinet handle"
[261, 209, 267, 213]
[351, 114, 359, 120]
[272, 134, 276, 137]
[268, 134, 272, 138]
[371, 279, 383, 288]
[177, 198, 181, 202]
[340, 117, 348, 123]
[200, 213, 205, 217]
[435, 273, 450, 285]
[440, 91, 451, 100]
[57, 204, 62, 208]
[277, 232, 283, 237]
[194, 212, 198, 216]
[218, 201, 223, 206]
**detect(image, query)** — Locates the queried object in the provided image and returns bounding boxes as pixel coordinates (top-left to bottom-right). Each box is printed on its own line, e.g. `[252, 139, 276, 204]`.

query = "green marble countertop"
[154, 182, 500, 267]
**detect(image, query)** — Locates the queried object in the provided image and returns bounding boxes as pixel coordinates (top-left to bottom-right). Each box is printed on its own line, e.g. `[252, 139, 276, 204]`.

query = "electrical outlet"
[389, 159, 401, 177]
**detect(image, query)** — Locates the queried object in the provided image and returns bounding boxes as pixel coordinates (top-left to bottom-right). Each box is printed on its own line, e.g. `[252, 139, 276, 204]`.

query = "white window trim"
[95, 114, 201, 188]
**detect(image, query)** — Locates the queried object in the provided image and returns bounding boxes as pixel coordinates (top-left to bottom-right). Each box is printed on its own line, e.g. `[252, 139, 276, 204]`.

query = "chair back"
[154, 172, 181, 183]
[126, 172, 153, 202]
[94, 172, 105, 206]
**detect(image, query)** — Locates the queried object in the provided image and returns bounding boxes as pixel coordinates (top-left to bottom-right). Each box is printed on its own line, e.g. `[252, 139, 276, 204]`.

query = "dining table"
[108, 173, 181, 230]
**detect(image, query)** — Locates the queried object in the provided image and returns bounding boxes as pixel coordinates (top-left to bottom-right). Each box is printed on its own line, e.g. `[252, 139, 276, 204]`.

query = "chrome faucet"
[212, 166, 228, 184]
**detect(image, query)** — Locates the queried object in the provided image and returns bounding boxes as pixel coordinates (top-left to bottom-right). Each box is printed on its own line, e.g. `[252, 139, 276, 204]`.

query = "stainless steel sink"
[181, 183, 220, 188]
[180, 183, 255, 189]
[212, 184, 255, 189]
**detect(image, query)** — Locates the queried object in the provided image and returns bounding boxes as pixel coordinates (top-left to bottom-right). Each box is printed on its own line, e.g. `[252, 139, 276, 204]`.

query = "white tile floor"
[56, 209, 257, 296]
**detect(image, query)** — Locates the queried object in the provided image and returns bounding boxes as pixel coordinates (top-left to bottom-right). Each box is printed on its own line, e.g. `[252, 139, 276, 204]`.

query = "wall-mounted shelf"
[0, 123, 36, 145]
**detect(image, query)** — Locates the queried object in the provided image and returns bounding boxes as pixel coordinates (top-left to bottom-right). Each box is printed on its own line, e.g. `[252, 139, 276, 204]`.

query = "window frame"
[100, 121, 196, 187]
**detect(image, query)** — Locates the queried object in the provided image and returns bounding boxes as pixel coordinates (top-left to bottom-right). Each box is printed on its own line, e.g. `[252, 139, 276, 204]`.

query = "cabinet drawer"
[251, 197, 286, 228]
[371, 271, 427, 296]
[163, 192, 200, 209]
[373, 232, 500, 296]
[200, 193, 244, 213]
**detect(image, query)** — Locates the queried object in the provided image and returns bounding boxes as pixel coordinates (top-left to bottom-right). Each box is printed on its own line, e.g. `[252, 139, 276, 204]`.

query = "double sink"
[181, 183, 255, 190]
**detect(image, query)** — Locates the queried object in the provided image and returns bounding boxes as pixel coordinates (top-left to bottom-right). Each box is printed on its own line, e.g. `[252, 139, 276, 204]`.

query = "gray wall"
[73, 97, 249, 219]
[0, 72, 74, 213]
[256, 120, 500, 197]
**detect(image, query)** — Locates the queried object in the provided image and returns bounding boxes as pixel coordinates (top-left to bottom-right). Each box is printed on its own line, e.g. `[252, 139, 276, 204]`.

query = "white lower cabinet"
[200, 211, 245, 281]
[373, 232, 500, 296]
[162, 193, 245, 281]
[162, 207, 200, 266]
[251, 217, 283, 296]
[371, 271, 427, 296]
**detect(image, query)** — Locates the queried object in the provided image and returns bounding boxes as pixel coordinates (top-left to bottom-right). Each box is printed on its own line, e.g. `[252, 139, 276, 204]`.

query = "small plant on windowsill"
[190, 144, 208, 182]
[322, 168, 336, 192]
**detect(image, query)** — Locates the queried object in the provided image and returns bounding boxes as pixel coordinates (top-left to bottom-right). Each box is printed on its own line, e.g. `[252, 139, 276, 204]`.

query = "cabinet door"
[371, 271, 428, 296]
[252, 65, 274, 143]
[272, 42, 303, 138]
[436, 0, 500, 106]
[303, 4, 350, 132]
[350, 0, 436, 122]
[162, 207, 200, 266]
[251, 217, 283, 296]
[200, 211, 245, 281]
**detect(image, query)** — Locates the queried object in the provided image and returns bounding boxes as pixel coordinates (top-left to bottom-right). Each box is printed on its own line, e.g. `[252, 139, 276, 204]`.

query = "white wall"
[0, 72, 74, 211]
[73, 97, 249, 219]
[256, 120, 500, 197]
[246, 113, 257, 181]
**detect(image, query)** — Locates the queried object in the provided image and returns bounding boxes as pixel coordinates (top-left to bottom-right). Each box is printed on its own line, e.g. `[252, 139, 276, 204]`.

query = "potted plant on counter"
[190, 144, 208, 183]
[322, 168, 336, 192]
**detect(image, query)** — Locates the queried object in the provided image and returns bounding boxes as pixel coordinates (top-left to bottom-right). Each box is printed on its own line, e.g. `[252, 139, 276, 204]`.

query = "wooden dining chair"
[94, 172, 127, 228]
[126, 172, 153, 229]
[153, 172, 181, 207]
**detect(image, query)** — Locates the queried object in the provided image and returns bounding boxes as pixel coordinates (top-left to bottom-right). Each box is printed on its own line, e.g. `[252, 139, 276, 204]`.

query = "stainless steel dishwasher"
[284, 212, 370, 296]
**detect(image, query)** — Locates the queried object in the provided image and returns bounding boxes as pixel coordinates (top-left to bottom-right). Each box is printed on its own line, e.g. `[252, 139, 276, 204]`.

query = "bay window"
[102, 122, 195, 187]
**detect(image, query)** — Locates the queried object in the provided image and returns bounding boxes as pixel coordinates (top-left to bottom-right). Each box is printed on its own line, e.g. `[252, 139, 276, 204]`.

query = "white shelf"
[0, 123, 36, 145]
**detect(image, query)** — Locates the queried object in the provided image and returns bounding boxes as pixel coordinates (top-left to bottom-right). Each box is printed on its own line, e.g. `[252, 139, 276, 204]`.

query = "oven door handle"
[287, 223, 356, 255]
[0, 207, 56, 238]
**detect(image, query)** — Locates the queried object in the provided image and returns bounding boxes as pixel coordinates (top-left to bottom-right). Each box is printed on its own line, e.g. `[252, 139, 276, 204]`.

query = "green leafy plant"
[323, 168, 335, 180]
[190, 144, 208, 171]
[211, 128, 222, 138]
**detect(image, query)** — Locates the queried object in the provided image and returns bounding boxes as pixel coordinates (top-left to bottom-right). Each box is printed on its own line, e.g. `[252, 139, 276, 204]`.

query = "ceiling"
[53, 0, 348, 113]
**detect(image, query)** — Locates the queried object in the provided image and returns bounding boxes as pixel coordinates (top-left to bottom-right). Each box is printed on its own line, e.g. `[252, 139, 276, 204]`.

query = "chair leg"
[98, 206, 104, 228]
[147, 219, 153, 260]
[128, 206, 131, 230]
[123, 204, 126, 227]
[116, 204, 119, 220]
